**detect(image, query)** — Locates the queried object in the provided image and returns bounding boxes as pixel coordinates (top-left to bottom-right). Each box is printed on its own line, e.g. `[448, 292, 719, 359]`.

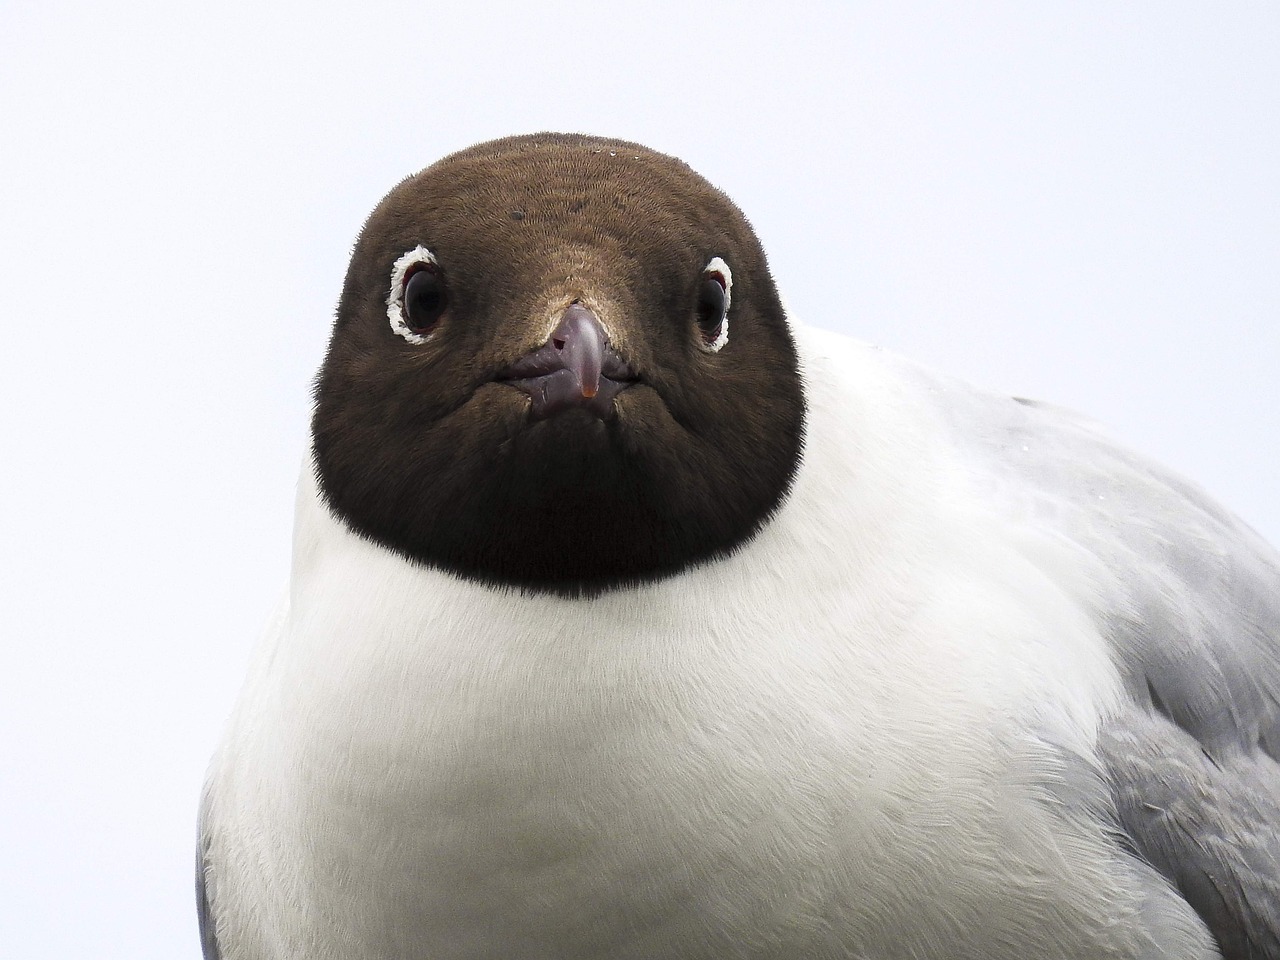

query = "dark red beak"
[500, 304, 636, 419]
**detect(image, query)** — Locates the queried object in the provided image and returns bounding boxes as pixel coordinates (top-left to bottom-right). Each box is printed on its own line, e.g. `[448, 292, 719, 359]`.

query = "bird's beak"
[499, 303, 636, 419]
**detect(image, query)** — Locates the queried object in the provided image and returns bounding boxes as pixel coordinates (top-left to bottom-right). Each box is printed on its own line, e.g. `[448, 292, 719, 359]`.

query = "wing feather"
[197, 783, 221, 960]
[907, 357, 1280, 957]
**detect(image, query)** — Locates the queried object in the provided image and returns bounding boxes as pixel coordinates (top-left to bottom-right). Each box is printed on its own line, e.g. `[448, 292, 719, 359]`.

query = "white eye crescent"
[696, 256, 732, 353]
[387, 245, 446, 343]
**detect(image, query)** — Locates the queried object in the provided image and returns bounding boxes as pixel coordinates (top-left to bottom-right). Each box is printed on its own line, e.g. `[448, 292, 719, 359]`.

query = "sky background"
[3, 2, 1278, 957]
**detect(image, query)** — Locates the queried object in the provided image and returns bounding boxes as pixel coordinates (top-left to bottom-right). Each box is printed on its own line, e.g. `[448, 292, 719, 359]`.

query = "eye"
[697, 276, 726, 338]
[386, 245, 447, 344]
[404, 266, 447, 333]
[695, 256, 732, 353]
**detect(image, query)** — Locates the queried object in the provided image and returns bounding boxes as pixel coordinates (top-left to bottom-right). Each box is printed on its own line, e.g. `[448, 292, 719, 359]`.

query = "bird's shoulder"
[800, 323, 1280, 959]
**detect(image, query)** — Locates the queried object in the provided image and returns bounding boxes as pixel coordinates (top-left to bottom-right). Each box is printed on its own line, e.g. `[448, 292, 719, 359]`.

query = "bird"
[198, 133, 1280, 960]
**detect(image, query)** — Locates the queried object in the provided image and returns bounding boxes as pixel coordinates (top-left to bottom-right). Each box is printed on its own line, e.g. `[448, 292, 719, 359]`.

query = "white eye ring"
[387, 245, 439, 344]
[697, 256, 732, 354]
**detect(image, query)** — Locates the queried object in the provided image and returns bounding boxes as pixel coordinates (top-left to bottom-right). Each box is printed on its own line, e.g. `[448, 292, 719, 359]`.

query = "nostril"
[553, 338, 566, 350]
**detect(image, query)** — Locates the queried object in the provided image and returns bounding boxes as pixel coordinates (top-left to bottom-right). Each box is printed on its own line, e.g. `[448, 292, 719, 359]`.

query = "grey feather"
[914, 363, 1280, 957]
[1023, 731, 1239, 959]
[1100, 709, 1280, 960]
[197, 785, 221, 960]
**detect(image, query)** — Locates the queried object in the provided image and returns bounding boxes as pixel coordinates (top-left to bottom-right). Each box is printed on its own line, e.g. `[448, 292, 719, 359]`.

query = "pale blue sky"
[2, 3, 1278, 957]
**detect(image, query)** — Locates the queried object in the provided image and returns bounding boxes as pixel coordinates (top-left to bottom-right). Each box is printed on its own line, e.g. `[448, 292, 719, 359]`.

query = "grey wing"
[197, 783, 222, 960]
[1101, 709, 1280, 959]
[916, 365, 1280, 959]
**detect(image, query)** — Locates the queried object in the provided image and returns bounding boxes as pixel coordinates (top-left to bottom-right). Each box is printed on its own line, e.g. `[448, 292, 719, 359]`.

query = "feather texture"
[199, 324, 1280, 959]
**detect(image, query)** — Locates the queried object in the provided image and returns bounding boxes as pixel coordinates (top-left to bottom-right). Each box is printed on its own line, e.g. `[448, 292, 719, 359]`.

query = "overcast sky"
[2, 3, 1278, 957]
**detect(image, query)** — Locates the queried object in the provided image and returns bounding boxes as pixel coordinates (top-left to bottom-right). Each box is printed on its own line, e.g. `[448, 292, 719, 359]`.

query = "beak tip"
[500, 303, 632, 418]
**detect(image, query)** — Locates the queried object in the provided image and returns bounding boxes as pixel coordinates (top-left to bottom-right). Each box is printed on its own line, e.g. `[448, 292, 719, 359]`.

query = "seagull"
[199, 133, 1279, 960]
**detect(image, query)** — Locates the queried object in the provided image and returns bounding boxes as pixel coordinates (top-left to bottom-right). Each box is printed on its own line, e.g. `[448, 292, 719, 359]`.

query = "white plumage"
[202, 324, 1238, 959]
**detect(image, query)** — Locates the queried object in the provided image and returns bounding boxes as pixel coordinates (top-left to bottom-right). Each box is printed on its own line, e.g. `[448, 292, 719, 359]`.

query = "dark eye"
[403, 266, 448, 333]
[696, 272, 728, 345]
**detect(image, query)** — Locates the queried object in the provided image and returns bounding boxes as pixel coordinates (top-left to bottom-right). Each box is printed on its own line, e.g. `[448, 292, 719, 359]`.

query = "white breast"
[204, 326, 1213, 960]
